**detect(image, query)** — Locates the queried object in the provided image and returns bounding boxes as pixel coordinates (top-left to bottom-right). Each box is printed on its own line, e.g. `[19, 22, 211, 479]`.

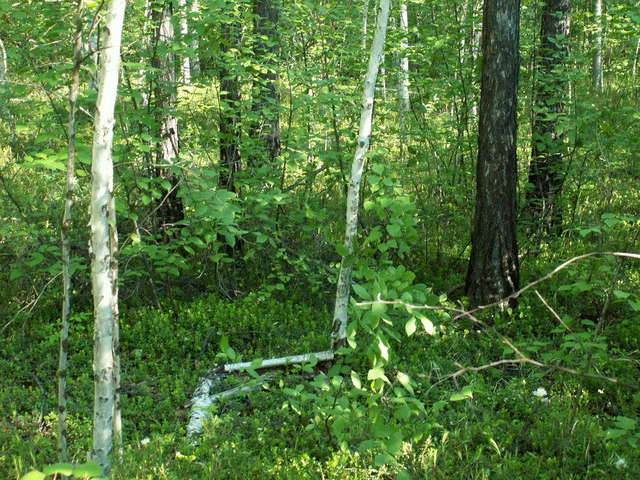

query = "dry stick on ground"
[355, 252, 640, 391]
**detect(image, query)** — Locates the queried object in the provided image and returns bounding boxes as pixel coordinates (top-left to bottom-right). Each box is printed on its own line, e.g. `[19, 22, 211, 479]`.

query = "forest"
[1, 0, 639, 478]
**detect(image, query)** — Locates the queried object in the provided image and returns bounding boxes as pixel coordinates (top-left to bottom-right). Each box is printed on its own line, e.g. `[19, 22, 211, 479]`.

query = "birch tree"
[89, 0, 126, 473]
[332, 0, 390, 349]
[151, 0, 184, 234]
[592, 0, 604, 90]
[59, 0, 86, 462]
[397, 1, 410, 115]
[178, 0, 191, 84]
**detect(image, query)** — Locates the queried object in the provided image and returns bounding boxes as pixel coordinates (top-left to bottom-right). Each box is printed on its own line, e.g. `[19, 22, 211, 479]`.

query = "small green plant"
[21, 462, 103, 480]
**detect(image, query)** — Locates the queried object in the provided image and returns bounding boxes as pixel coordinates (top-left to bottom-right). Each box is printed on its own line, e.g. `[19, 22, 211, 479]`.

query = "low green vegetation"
[3, 267, 639, 479]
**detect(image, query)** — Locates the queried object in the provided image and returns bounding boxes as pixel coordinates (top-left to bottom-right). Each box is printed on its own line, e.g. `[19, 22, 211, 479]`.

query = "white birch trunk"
[592, 0, 604, 91]
[89, 0, 126, 473]
[397, 1, 410, 113]
[0, 36, 7, 84]
[362, 0, 369, 51]
[224, 350, 334, 372]
[332, 0, 390, 349]
[190, 0, 200, 77]
[178, 0, 191, 84]
[59, 0, 86, 462]
[633, 38, 640, 83]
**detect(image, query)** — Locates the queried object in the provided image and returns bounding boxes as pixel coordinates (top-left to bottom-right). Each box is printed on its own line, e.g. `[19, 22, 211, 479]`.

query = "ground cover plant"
[1, 0, 640, 478]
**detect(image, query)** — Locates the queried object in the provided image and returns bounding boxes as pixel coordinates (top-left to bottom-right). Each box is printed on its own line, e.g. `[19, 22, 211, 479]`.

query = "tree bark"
[59, 0, 86, 463]
[152, 0, 184, 235]
[250, 0, 281, 166]
[218, 17, 242, 192]
[332, 0, 390, 349]
[178, 0, 191, 84]
[592, 0, 603, 91]
[465, 0, 520, 309]
[526, 0, 570, 234]
[89, 0, 125, 473]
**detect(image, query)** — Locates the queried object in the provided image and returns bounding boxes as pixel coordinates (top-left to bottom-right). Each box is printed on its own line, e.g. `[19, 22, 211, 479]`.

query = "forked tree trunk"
[332, 0, 390, 349]
[465, 0, 520, 309]
[526, 0, 570, 234]
[59, 0, 86, 462]
[89, 0, 125, 473]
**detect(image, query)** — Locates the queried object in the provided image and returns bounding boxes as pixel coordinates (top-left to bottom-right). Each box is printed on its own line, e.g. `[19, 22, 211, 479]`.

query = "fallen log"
[187, 350, 335, 438]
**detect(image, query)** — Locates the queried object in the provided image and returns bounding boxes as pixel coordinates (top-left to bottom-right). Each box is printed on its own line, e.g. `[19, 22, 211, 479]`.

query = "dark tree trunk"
[152, 0, 184, 234]
[250, 0, 281, 167]
[218, 20, 242, 192]
[465, 0, 520, 308]
[526, 0, 570, 234]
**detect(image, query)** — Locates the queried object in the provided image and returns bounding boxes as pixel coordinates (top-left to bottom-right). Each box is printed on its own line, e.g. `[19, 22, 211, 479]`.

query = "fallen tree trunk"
[187, 351, 334, 438]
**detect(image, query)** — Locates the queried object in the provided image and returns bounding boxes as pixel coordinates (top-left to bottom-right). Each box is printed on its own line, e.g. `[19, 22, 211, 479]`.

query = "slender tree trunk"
[362, 0, 370, 50]
[178, 0, 191, 84]
[250, 0, 281, 166]
[190, 0, 200, 77]
[152, 0, 184, 235]
[332, 0, 390, 349]
[465, 0, 520, 309]
[59, 0, 86, 462]
[218, 19, 242, 192]
[397, 2, 410, 114]
[89, 0, 125, 473]
[0, 36, 6, 84]
[527, 0, 570, 234]
[592, 0, 603, 91]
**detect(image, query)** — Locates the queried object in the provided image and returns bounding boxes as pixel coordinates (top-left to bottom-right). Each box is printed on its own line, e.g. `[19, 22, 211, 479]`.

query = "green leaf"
[73, 462, 103, 477]
[397, 371, 414, 394]
[450, 386, 473, 402]
[419, 316, 435, 335]
[21, 472, 45, 480]
[43, 463, 74, 475]
[367, 367, 387, 381]
[352, 283, 371, 300]
[386, 224, 402, 237]
[374, 453, 395, 466]
[397, 471, 413, 480]
[351, 371, 362, 389]
[378, 338, 389, 361]
[405, 317, 417, 336]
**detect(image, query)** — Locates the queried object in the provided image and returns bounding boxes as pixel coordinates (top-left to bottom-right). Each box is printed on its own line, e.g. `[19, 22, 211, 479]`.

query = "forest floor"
[1, 287, 639, 479]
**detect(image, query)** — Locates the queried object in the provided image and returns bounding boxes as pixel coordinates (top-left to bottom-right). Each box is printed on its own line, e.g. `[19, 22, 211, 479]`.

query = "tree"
[58, 0, 86, 462]
[218, 11, 242, 192]
[592, 0, 604, 90]
[250, 0, 281, 166]
[151, 0, 184, 235]
[89, 0, 125, 473]
[526, 0, 571, 233]
[332, 0, 391, 348]
[465, 0, 520, 308]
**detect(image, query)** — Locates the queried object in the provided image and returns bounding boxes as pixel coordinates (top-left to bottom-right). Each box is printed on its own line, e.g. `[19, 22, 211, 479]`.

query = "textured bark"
[152, 0, 184, 234]
[527, 0, 570, 233]
[250, 0, 281, 166]
[465, 0, 520, 309]
[59, 0, 86, 462]
[397, 2, 410, 114]
[592, 0, 603, 91]
[332, 0, 390, 349]
[89, 0, 125, 473]
[218, 19, 242, 192]
[178, 0, 191, 84]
